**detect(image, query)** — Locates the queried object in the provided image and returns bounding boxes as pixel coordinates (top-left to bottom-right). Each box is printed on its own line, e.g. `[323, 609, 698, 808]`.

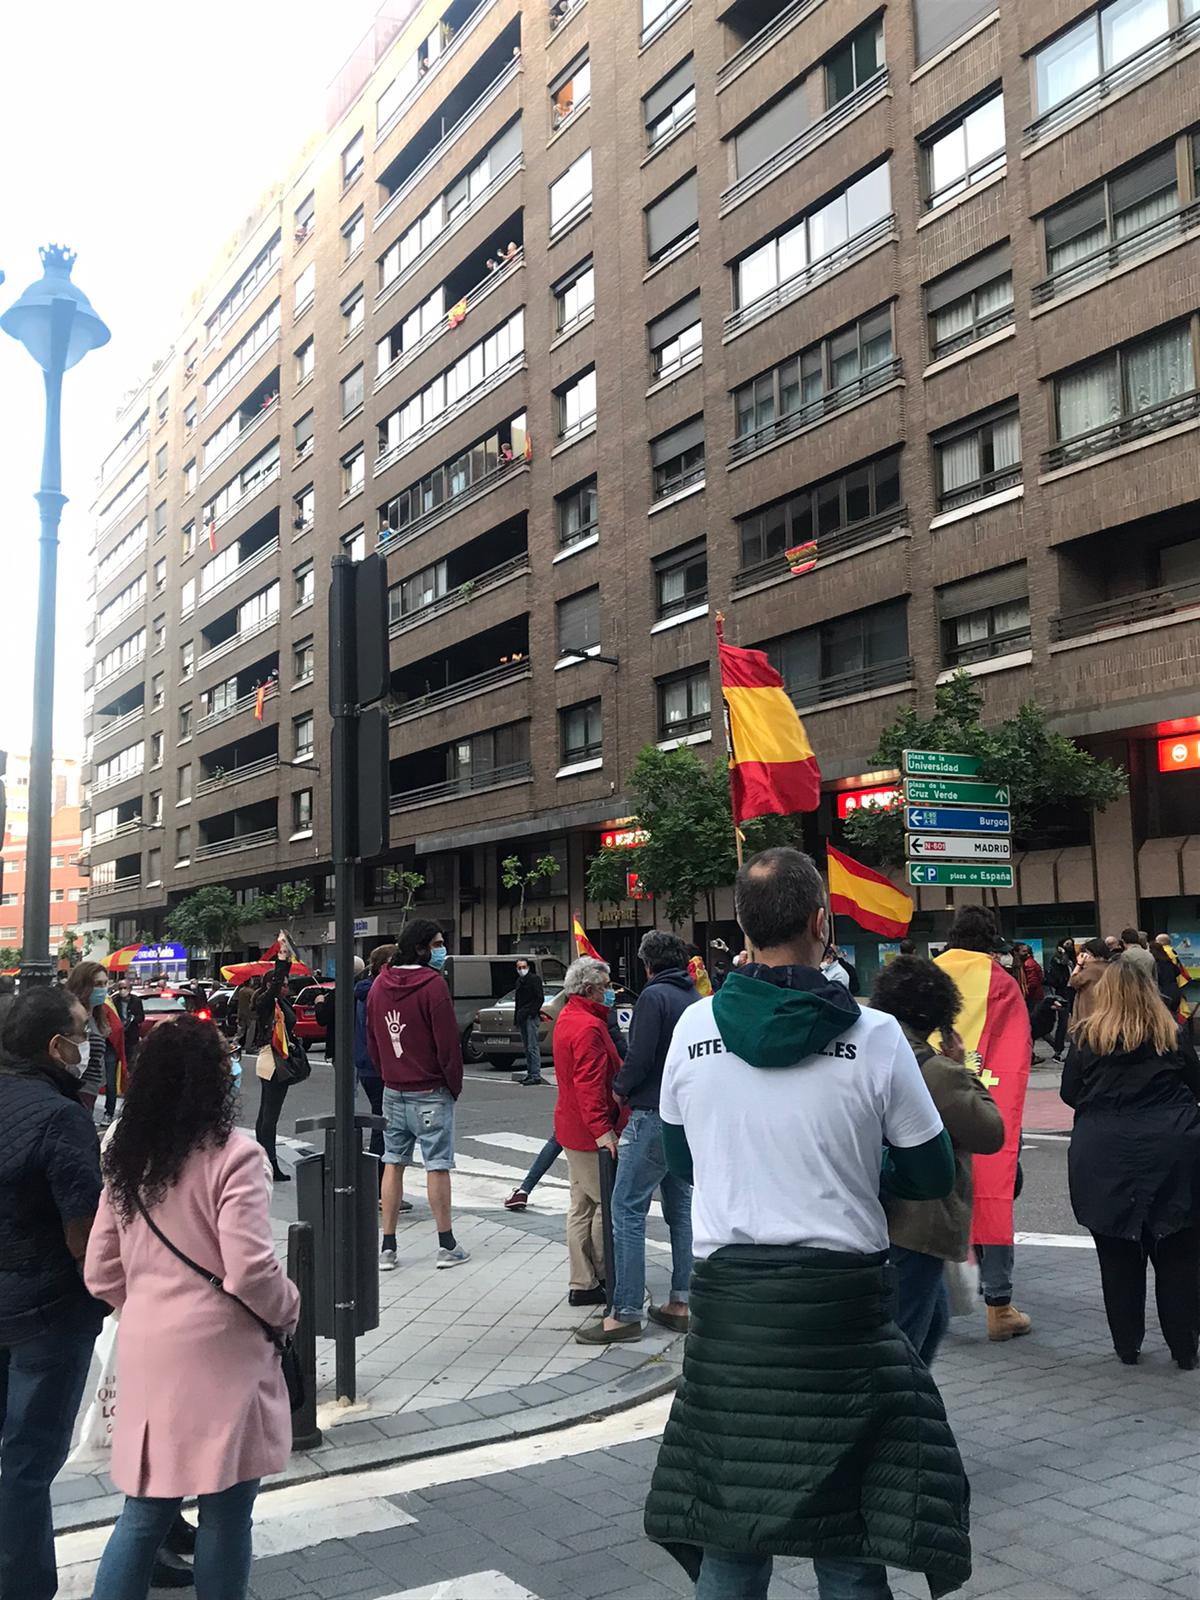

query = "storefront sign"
[1158, 735, 1200, 773]
[601, 825, 649, 849]
[134, 942, 186, 963]
[835, 786, 899, 818]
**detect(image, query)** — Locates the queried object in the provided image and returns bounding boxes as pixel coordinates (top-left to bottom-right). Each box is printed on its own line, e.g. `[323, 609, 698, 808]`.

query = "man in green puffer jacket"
[645, 847, 970, 1600]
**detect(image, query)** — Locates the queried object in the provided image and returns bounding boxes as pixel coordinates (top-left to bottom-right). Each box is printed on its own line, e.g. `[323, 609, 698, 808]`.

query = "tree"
[501, 853, 561, 936]
[585, 745, 801, 928]
[248, 881, 309, 930]
[0, 946, 22, 970]
[82, 928, 111, 958]
[167, 887, 249, 963]
[842, 673, 1126, 868]
[57, 929, 81, 967]
[385, 868, 425, 922]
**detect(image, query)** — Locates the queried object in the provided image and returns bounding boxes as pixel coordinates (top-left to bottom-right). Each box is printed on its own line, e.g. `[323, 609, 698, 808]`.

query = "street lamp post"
[1, 246, 110, 983]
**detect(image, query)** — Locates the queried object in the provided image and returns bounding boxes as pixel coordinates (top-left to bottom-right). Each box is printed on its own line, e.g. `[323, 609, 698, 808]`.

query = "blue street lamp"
[1, 246, 109, 981]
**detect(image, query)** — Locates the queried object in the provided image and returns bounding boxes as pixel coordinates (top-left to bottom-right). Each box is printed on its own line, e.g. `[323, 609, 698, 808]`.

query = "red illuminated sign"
[601, 826, 649, 849]
[1158, 736, 1200, 774]
[626, 871, 646, 900]
[836, 785, 900, 819]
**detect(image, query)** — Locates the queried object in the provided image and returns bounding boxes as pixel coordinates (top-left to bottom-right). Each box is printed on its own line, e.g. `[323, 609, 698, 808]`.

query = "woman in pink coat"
[85, 1015, 299, 1600]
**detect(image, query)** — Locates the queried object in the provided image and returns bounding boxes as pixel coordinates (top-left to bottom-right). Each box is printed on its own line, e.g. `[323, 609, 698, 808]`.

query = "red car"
[293, 982, 335, 1044]
[129, 989, 190, 1041]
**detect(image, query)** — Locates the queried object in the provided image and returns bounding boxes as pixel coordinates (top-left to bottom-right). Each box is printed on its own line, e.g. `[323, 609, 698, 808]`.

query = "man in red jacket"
[553, 956, 626, 1307]
[366, 920, 468, 1271]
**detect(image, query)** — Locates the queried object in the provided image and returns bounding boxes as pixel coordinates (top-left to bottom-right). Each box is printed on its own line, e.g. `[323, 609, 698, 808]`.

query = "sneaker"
[519, 1076, 547, 1086]
[436, 1245, 470, 1269]
[379, 1247, 398, 1272]
[504, 1189, 529, 1211]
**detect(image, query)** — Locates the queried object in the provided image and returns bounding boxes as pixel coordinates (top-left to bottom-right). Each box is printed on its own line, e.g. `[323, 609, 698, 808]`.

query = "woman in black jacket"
[1061, 961, 1200, 1369]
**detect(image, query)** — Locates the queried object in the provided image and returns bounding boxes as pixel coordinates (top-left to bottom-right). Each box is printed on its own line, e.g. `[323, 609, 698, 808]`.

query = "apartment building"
[82, 0, 1200, 978]
[0, 803, 88, 959]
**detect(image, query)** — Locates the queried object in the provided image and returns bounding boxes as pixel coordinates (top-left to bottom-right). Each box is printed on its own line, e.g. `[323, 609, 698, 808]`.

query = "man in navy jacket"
[577, 930, 696, 1344]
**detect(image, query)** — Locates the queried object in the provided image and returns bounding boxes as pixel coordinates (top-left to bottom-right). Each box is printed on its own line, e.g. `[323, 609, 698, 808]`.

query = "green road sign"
[903, 776, 1011, 807]
[902, 750, 981, 778]
[906, 862, 1015, 888]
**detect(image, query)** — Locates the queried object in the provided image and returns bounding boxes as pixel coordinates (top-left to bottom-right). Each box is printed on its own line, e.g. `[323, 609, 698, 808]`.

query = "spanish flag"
[206, 519, 217, 553]
[523, 432, 533, 462]
[271, 1003, 290, 1059]
[934, 947, 1032, 1246]
[827, 845, 913, 939]
[254, 682, 268, 721]
[448, 298, 468, 329]
[572, 913, 601, 962]
[717, 619, 821, 824]
[687, 954, 713, 997]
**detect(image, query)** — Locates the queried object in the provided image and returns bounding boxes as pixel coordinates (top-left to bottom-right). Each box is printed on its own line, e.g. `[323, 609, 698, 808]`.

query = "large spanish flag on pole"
[717, 618, 821, 823]
[935, 947, 1032, 1246]
[827, 845, 913, 938]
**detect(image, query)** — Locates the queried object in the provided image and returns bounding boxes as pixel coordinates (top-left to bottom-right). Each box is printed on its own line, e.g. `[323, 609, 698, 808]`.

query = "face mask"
[56, 1037, 87, 1078]
[516, 965, 529, 977]
[602, 987, 616, 1008]
[998, 954, 1014, 969]
[90, 987, 108, 1008]
[429, 945, 447, 970]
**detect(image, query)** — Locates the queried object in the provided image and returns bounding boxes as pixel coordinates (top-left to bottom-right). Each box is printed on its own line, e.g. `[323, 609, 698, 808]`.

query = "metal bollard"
[287, 1220, 323, 1451]
[598, 1146, 617, 1318]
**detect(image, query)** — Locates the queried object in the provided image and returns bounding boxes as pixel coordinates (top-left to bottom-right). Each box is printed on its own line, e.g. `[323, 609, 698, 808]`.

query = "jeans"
[976, 1242, 1014, 1306]
[1091, 1226, 1200, 1361]
[0, 1306, 100, 1600]
[92, 1478, 260, 1600]
[255, 1073, 289, 1172]
[611, 1109, 692, 1323]
[695, 1550, 893, 1599]
[359, 1072, 386, 1180]
[889, 1245, 950, 1366]
[103, 1043, 120, 1117]
[520, 1134, 562, 1195]
[518, 1015, 543, 1080]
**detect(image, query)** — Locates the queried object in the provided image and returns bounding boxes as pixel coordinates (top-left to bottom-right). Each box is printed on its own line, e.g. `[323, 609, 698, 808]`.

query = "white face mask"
[516, 965, 529, 977]
[55, 1037, 88, 1078]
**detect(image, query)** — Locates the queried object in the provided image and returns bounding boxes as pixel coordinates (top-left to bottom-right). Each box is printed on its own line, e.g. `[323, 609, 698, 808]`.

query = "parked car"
[472, 983, 635, 1069]
[443, 955, 567, 1062]
[293, 981, 336, 1044]
[132, 990, 190, 1041]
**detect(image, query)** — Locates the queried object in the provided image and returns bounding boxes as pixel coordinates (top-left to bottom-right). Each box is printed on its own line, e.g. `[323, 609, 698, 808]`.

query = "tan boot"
[987, 1304, 1032, 1341]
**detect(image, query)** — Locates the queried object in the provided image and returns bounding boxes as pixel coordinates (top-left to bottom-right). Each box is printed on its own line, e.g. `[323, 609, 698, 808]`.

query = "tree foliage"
[842, 673, 1127, 868]
[585, 745, 801, 927]
[167, 887, 247, 954]
[0, 946, 22, 970]
[501, 853, 561, 933]
[385, 869, 425, 922]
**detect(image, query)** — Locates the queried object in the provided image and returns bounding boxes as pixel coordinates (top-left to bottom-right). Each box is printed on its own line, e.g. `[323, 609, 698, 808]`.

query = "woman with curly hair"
[85, 1014, 299, 1599]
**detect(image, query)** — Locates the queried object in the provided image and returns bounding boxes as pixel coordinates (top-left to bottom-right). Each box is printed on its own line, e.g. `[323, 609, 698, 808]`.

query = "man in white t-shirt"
[646, 847, 962, 1600]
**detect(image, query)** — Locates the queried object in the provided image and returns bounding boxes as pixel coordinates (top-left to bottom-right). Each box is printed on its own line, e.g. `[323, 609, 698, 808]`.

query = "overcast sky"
[0, 0, 385, 759]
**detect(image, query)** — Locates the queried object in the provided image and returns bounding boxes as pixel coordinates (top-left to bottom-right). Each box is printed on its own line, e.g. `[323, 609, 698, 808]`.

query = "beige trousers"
[565, 1148, 606, 1290]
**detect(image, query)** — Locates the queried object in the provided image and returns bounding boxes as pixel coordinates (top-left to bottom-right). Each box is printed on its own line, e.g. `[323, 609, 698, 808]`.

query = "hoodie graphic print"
[365, 965, 463, 1097]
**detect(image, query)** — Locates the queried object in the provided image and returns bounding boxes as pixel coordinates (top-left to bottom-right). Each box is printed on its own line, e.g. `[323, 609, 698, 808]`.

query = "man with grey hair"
[577, 930, 697, 1344]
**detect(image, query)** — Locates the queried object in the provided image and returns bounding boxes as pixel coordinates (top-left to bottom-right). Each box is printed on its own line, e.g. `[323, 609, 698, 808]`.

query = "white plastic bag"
[67, 1314, 119, 1470]
[945, 1256, 980, 1319]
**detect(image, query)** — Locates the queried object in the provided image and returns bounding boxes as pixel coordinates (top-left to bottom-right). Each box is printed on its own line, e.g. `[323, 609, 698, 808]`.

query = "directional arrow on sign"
[903, 777, 1011, 808]
[906, 833, 1012, 861]
[905, 805, 1011, 834]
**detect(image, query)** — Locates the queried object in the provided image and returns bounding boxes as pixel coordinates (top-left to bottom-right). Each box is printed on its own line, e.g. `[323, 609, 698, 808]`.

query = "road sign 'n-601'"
[906, 833, 1012, 862]
[906, 862, 1015, 888]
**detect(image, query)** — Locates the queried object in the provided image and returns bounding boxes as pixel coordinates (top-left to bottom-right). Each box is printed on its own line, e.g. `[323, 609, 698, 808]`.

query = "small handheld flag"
[826, 845, 913, 938]
[572, 914, 602, 962]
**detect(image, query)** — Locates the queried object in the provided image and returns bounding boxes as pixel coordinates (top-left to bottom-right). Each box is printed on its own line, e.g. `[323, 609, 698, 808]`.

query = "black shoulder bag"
[134, 1193, 306, 1413]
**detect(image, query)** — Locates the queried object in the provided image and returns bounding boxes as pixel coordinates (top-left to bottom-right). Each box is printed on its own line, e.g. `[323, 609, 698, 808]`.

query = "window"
[933, 403, 1022, 511]
[180, 578, 195, 616]
[182, 521, 195, 558]
[178, 762, 192, 801]
[148, 558, 164, 596]
[341, 364, 364, 418]
[342, 207, 365, 260]
[923, 90, 1005, 208]
[378, 412, 527, 538]
[651, 416, 705, 498]
[1033, 0, 1180, 121]
[154, 501, 167, 539]
[926, 242, 1014, 359]
[96, 628, 145, 681]
[731, 85, 806, 181]
[644, 56, 694, 148]
[97, 520, 148, 586]
[642, 0, 688, 45]
[293, 415, 314, 466]
[1052, 321, 1196, 457]
[554, 260, 594, 332]
[551, 55, 590, 128]
[557, 367, 597, 440]
[376, 309, 525, 459]
[156, 444, 168, 479]
[294, 191, 315, 241]
[293, 637, 314, 682]
[176, 825, 191, 861]
[178, 703, 192, 740]
[649, 296, 702, 379]
[342, 129, 364, 188]
[149, 790, 163, 825]
[654, 540, 707, 620]
[342, 527, 366, 562]
[732, 161, 891, 314]
[376, 287, 444, 373]
[658, 667, 711, 739]
[203, 233, 281, 339]
[765, 598, 909, 704]
[646, 172, 698, 263]
[295, 338, 314, 384]
[152, 614, 166, 652]
[183, 459, 196, 495]
[913, 0, 997, 65]
[393, 558, 447, 620]
[205, 302, 282, 403]
[550, 150, 593, 234]
[557, 588, 600, 656]
[739, 454, 902, 573]
[557, 478, 598, 548]
[180, 638, 194, 679]
[341, 284, 364, 338]
[294, 262, 315, 314]
[294, 714, 314, 759]
[151, 672, 164, 710]
[293, 484, 314, 531]
[342, 446, 365, 497]
[1042, 146, 1180, 285]
[184, 400, 196, 433]
[157, 389, 169, 424]
[151, 731, 164, 767]
[560, 700, 602, 765]
[292, 789, 314, 833]
[146, 847, 162, 884]
[938, 565, 1031, 667]
[294, 560, 315, 607]
[825, 17, 884, 107]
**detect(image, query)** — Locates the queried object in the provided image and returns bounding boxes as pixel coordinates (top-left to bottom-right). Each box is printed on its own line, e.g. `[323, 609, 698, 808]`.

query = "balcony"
[197, 535, 280, 611]
[1052, 575, 1200, 643]
[391, 657, 531, 723]
[390, 759, 532, 812]
[375, 0, 501, 149]
[209, 459, 281, 533]
[93, 704, 145, 746]
[732, 507, 910, 593]
[374, 353, 524, 475]
[374, 248, 523, 396]
[201, 332, 281, 421]
[788, 656, 913, 711]
[1024, 12, 1200, 145]
[195, 826, 279, 861]
[1041, 389, 1200, 473]
[95, 531, 148, 592]
[195, 681, 277, 735]
[375, 154, 522, 314]
[1032, 200, 1200, 306]
[91, 817, 145, 845]
[200, 392, 280, 483]
[720, 72, 889, 217]
[196, 752, 280, 797]
[391, 550, 529, 637]
[724, 216, 895, 341]
[90, 873, 142, 898]
[93, 649, 146, 694]
[96, 485, 149, 543]
[717, 0, 823, 89]
[379, 457, 528, 553]
[728, 358, 902, 466]
[92, 762, 144, 797]
[197, 608, 280, 672]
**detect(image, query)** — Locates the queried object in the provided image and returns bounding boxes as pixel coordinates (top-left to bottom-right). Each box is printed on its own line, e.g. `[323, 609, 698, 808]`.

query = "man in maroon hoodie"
[366, 919, 468, 1270]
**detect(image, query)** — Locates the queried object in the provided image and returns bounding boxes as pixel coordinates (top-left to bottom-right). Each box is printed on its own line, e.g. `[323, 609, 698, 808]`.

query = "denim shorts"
[381, 1087, 456, 1171]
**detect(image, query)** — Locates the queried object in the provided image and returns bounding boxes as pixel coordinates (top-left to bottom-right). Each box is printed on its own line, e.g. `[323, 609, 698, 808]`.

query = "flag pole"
[716, 613, 744, 868]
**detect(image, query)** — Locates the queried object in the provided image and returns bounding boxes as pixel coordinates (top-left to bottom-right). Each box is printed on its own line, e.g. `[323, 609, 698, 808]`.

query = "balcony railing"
[208, 461, 281, 532]
[374, 249, 524, 395]
[374, 354, 524, 475]
[92, 817, 145, 845]
[196, 753, 280, 797]
[200, 396, 280, 483]
[93, 705, 144, 746]
[938, 464, 1022, 514]
[96, 486, 149, 543]
[378, 458, 529, 553]
[391, 657, 531, 722]
[788, 657, 913, 710]
[720, 73, 889, 216]
[375, 0, 500, 149]
[92, 763, 144, 796]
[195, 683, 277, 735]
[1042, 389, 1200, 472]
[390, 758, 532, 812]
[200, 332, 282, 421]
[93, 650, 146, 694]
[1032, 200, 1200, 305]
[1024, 12, 1200, 144]
[641, 0, 688, 48]
[95, 595, 147, 645]
[198, 538, 280, 610]
[728, 358, 902, 465]
[724, 216, 895, 341]
[197, 608, 281, 672]
[375, 156, 522, 313]
[390, 552, 529, 636]
[716, 0, 823, 87]
[1051, 576, 1200, 642]
[90, 873, 142, 898]
[375, 56, 521, 232]
[96, 533, 148, 592]
[653, 462, 705, 501]
[195, 826, 279, 861]
[732, 508, 910, 592]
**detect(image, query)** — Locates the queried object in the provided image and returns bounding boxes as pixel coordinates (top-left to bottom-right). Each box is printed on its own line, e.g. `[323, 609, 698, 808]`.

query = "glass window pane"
[809, 193, 848, 260]
[846, 162, 891, 235]
[1122, 326, 1194, 413]
[1036, 15, 1099, 111]
[777, 221, 807, 282]
[874, 452, 901, 511]
[1102, 0, 1168, 67]
[964, 94, 1005, 167]
[1057, 359, 1120, 437]
[844, 466, 871, 524]
[940, 433, 981, 493]
[930, 125, 966, 198]
[817, 480, 843, 534]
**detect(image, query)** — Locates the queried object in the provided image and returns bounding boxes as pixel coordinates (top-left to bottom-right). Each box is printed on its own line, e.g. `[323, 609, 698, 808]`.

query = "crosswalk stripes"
[378, 1578, 540, 1599]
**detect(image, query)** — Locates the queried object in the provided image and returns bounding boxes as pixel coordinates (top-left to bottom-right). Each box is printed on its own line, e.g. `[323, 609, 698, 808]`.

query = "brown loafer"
[575, 1318, 643, 1345]
[648, 1304, 689, 1334]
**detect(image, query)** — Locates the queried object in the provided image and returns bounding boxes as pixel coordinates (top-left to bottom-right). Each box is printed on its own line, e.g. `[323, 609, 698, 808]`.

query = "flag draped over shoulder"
[935, 947, 1032, 1246]
[827, 845, 913, 938]
[572, 914, 601, 962]
[271, 1004, 290, 1059]
[717, 619, 821, 823]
